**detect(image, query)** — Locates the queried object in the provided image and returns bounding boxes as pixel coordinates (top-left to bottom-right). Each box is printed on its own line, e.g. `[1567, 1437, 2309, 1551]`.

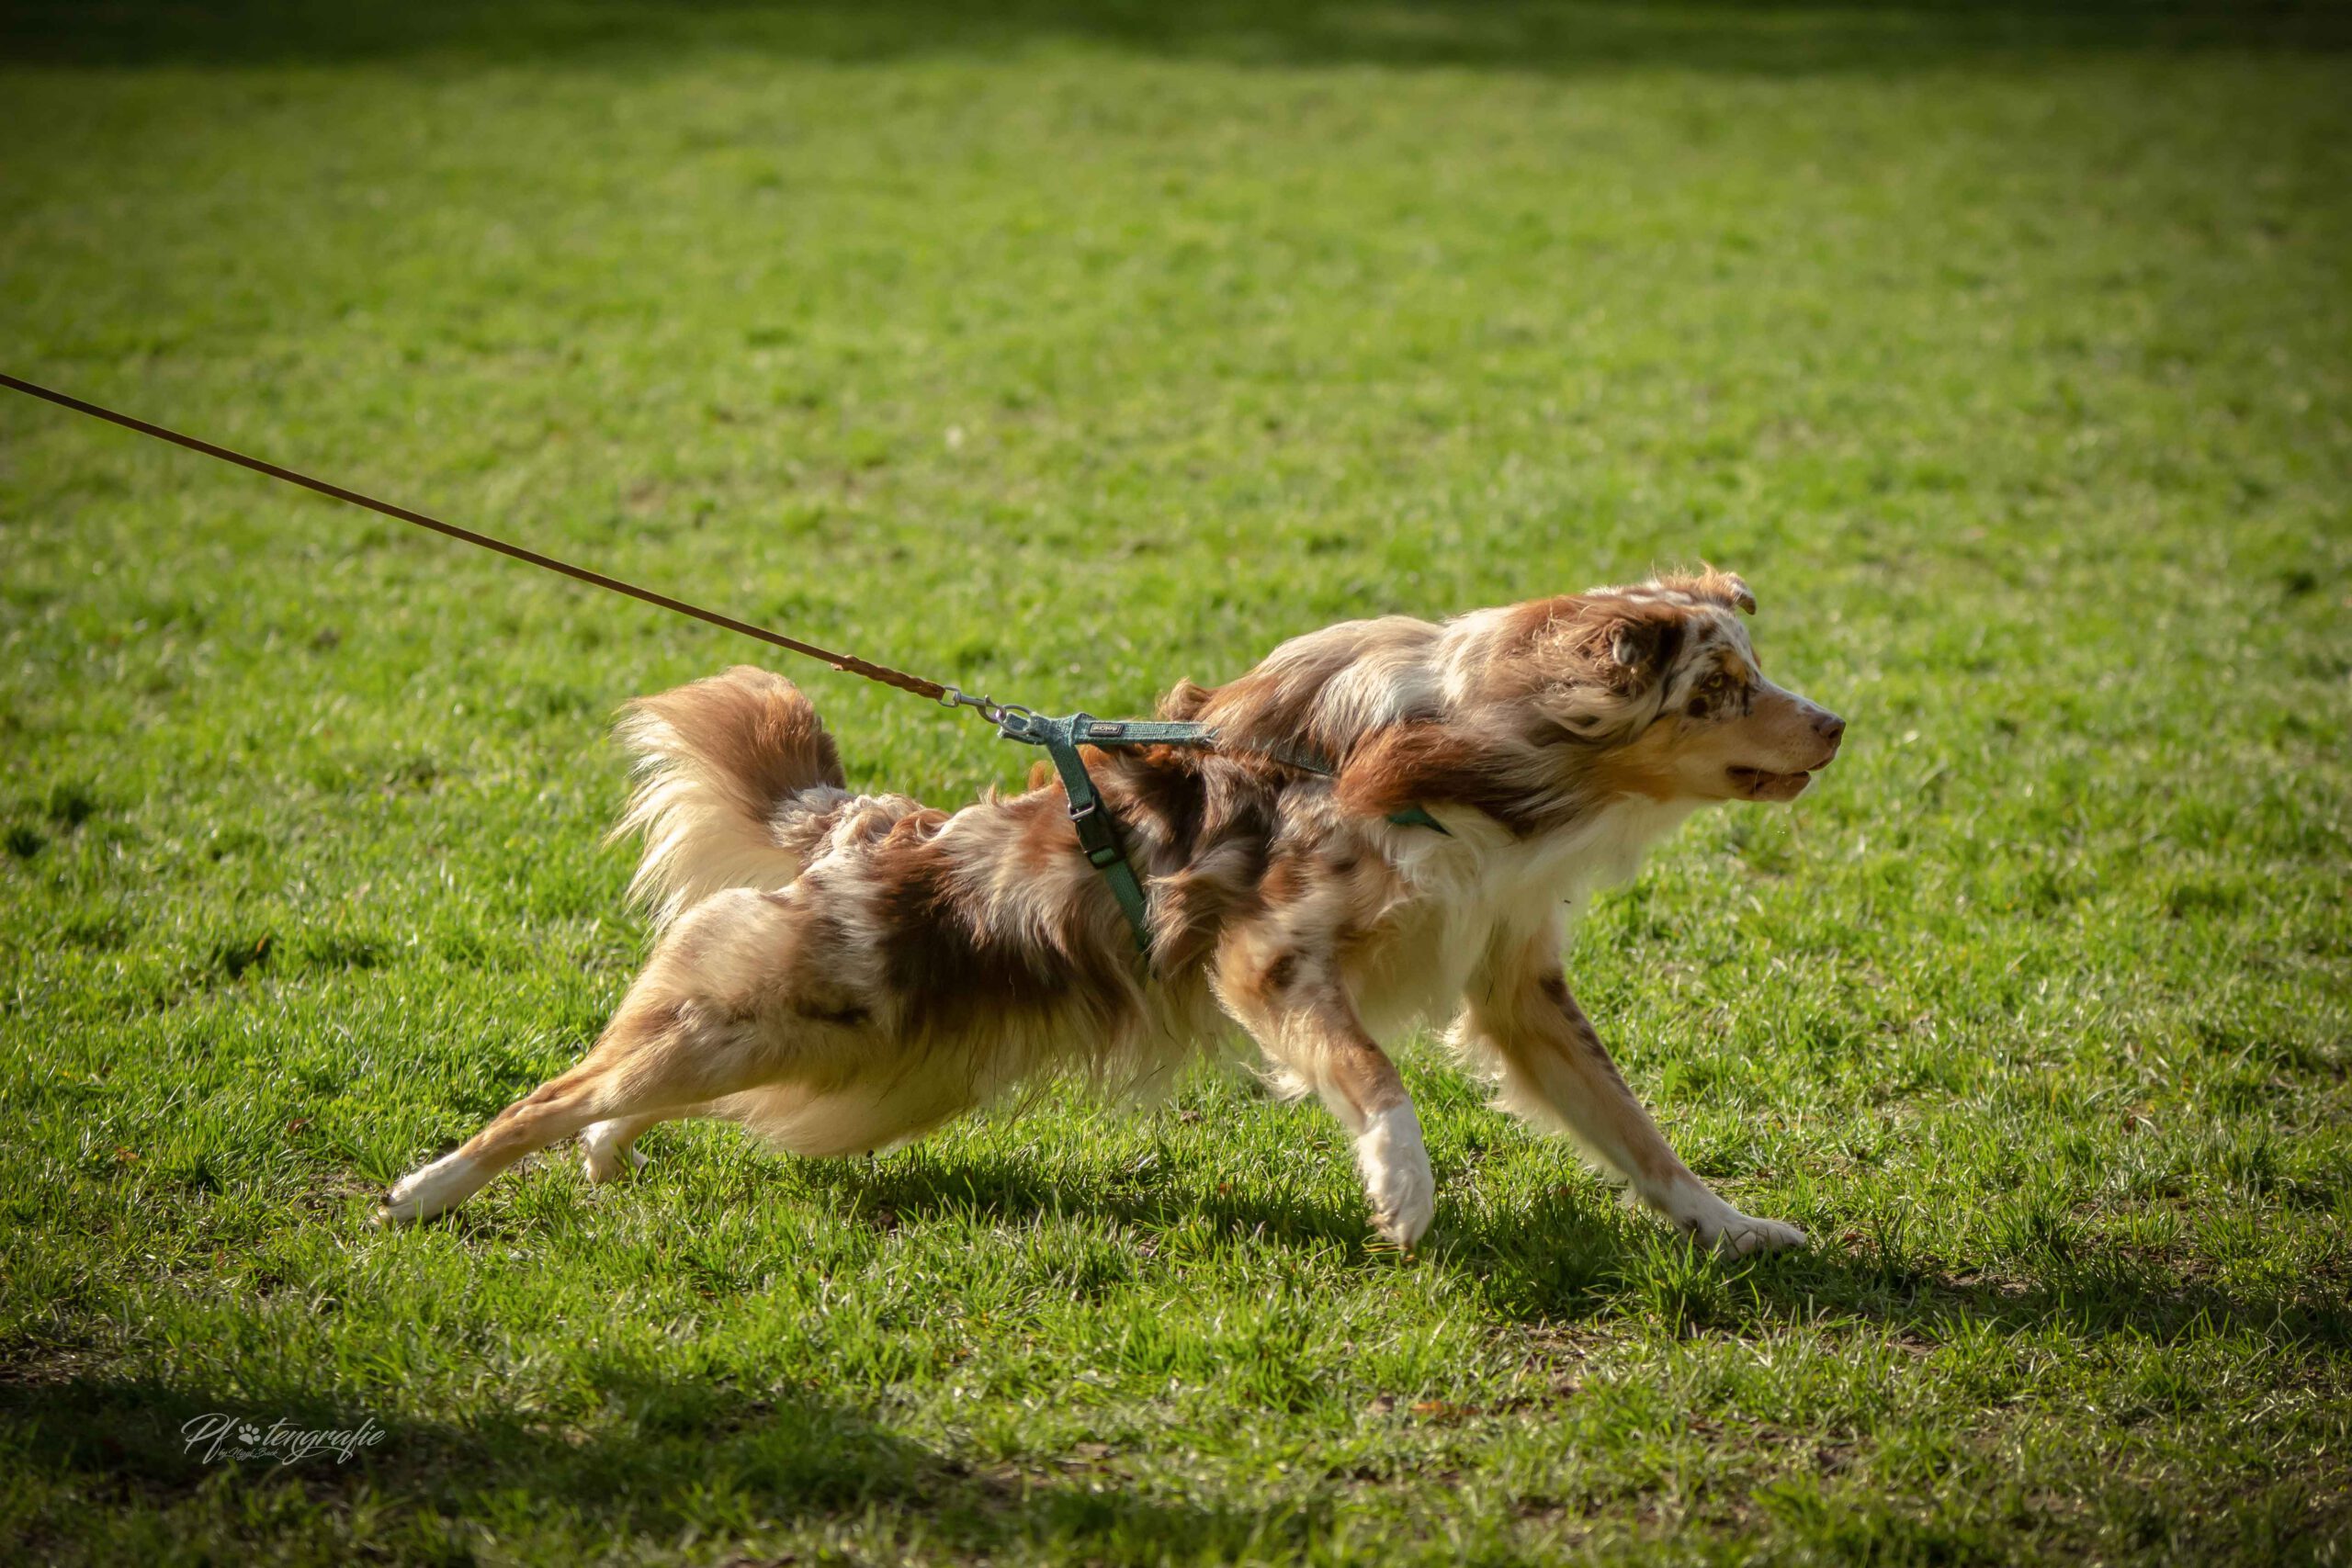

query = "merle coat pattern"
[379, 570, 1846, 1253]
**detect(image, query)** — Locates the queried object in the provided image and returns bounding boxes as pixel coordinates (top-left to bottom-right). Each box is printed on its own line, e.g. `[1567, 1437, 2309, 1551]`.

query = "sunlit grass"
[2, 3, 2347, 1562]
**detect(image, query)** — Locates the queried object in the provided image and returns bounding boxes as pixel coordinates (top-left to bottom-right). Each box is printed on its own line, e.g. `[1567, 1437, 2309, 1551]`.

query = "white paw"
[1355, 1103, 1435, 1249]
[1683, 1201, 1808, 1257]
[373, 1150, 482, 1226]
[581, 1120, 649, 1185]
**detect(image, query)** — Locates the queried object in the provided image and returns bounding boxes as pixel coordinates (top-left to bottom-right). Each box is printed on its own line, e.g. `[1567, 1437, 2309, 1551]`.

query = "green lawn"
[3, 4, 2348, 1562]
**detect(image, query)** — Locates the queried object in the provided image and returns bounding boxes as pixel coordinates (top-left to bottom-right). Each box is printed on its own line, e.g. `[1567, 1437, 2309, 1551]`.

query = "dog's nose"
[1815, 711, 1846, 747]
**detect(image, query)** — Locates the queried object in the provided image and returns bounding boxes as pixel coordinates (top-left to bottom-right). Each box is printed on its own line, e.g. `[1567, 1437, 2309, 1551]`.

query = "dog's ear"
[1659, 566, 1755, 615]
[1702, 569, 1757, 615]
[1606, 614, 1680, 673]
[1551, 604, 1686, 741]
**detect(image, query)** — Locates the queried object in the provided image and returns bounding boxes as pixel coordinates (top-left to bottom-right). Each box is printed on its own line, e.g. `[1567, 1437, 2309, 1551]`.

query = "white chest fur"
[1349, 796, 1701, 1038]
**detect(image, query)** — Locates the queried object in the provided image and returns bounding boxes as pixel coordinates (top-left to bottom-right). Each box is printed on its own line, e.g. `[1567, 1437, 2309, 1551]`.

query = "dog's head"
[1516, 569, 1844, 805]
[1172, 567, 1843, 832]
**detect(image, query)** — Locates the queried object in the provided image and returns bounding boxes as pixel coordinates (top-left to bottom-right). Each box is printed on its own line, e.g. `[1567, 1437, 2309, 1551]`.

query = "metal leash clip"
[937, 685, 1035, 732]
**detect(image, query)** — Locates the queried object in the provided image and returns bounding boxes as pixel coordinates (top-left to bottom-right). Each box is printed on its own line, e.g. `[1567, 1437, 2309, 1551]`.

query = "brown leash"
[0, 371, 954, 703]
[3, 370, 1430, 957]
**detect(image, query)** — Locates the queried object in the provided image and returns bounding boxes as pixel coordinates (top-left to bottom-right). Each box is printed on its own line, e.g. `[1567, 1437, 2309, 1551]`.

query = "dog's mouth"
[1726, 765, 1819, 802]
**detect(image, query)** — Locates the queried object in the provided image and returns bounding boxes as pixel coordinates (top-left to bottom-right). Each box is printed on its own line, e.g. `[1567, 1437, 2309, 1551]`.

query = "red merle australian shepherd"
[379, 570, 1845, 1254]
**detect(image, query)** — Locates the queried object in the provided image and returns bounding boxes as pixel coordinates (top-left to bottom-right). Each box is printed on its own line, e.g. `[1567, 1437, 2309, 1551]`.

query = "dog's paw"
[1355, 1103, 1435, 1250]
[580, 1120, 649, 1185]
[1651, 1185, 1808, 1257]
[373, 1151, 481, 1226]
[1692, 1208, 1808, 1257]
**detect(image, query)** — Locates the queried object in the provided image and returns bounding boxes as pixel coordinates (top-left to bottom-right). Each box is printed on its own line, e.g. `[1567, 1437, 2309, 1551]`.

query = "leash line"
[0, 371, 954, 703]
[0, 369, 1182, 953]
[3, 371, 1443, 959]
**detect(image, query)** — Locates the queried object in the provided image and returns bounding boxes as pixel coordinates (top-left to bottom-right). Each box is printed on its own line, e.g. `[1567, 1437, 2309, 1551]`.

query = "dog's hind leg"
[580, 1112, 667, 1183]
[378, 891, 830, 1225]
[376, 997, 771, 1224]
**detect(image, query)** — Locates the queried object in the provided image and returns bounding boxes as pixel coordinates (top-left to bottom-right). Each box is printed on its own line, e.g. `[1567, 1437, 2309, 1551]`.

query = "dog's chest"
[1346, 897, 1494, 1038]
[1345, 798, 1700, 1035]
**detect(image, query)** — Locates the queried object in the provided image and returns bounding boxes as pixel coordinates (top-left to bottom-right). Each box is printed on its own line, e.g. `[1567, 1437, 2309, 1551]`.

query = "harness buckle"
[1065, 795, 1125, 867]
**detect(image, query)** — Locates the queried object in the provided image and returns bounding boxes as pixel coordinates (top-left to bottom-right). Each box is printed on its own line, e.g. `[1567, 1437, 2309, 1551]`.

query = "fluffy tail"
[609, 666, 848, 929]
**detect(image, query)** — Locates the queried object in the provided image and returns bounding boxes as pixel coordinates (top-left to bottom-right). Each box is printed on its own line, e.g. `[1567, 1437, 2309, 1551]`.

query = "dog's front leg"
[1295, 1007, 1435, 1250]
[1464, 943, 1805, 1257]
[1221, 955, 1434, 1247]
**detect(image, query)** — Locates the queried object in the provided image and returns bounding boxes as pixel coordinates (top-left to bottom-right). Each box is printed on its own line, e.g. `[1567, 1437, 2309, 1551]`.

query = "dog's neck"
[1417, 789, 1702, 898]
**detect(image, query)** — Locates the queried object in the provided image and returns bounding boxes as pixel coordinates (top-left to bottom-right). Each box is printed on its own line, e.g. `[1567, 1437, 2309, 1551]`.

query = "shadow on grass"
[4, 0, 2345, 73]
[798, 1138, 1379, 1250]
[1448, 1187, 2352, 1348]
[0, 1362, 1295, 1559]
[808, 1145, 2351, 1348]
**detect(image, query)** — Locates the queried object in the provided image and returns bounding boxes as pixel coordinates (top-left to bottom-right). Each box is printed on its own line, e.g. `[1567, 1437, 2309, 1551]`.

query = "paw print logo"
[237, 1425, 263, 1446]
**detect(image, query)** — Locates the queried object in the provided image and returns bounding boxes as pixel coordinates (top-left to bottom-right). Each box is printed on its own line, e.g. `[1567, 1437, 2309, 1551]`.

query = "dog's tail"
[609, 666, 848, 930]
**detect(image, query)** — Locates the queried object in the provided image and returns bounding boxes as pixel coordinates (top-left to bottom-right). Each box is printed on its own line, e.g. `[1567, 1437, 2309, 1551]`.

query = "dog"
[377, 568, 1843, 1253]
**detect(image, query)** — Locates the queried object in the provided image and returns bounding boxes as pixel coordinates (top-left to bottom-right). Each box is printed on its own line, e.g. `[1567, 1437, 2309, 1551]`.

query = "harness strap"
[1250, 741, 1452, 836]
[1001, 713, 1209, 954]
[996, 713, 1446, 957]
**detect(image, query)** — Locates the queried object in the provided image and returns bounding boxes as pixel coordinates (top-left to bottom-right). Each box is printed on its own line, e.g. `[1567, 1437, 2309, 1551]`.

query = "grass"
[2, 2, 2348, 1562]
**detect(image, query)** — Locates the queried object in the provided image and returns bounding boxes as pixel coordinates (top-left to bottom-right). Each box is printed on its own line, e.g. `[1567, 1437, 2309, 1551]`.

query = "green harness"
[992, 709, 1448, 959]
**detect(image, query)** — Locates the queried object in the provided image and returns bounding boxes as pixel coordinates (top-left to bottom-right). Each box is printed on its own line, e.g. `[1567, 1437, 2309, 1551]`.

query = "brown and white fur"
[378, 569, 1844, 1254]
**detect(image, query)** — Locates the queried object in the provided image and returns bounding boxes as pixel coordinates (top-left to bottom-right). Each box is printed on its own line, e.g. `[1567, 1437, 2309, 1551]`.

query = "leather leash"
[1, 371, 1444, 960]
